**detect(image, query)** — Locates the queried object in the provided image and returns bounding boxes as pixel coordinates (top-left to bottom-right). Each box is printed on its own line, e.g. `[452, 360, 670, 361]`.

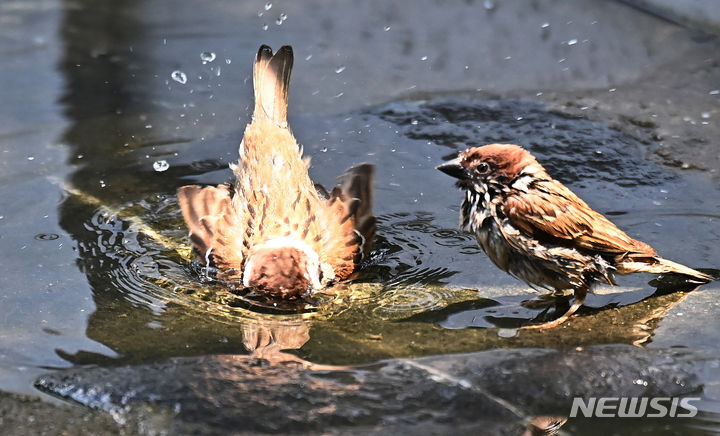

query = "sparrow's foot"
[521, 286, 587, 330]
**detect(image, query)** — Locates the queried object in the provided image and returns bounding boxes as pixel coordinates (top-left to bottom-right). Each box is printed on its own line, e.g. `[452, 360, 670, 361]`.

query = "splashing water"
[171, 70, 187, 84]
[200, 52, 216, 64]
[153, 160, 169, 172]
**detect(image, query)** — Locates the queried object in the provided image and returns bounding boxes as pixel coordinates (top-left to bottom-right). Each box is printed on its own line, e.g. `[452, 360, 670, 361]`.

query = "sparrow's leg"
[521, 289, 572, 309]
[521, 285, 587, 329]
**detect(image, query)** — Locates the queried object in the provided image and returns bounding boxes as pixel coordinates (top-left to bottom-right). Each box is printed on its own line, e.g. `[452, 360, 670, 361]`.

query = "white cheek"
[511, 175, 533, 192]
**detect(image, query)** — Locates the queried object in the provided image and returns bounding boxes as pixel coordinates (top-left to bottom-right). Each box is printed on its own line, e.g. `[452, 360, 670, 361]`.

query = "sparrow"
[437, 143, 711, 329]
[177, 45, 375, 299]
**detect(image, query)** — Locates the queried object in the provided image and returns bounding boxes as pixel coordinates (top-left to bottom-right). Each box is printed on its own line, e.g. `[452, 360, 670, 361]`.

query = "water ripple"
[372, 286, 458, 319]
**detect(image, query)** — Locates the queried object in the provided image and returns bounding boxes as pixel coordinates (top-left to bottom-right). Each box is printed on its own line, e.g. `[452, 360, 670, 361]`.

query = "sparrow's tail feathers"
[253, 45, 293, 127]
[177, 184, 232, 261]
[330, 163, 376, 262]
[623, 255, 712, 283]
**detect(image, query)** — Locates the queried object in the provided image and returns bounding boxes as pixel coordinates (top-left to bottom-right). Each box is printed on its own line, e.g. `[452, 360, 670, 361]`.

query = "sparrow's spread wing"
[502, 178, 657, 256]
[321, 163, 376, 279]
[177, 184, 247, 276]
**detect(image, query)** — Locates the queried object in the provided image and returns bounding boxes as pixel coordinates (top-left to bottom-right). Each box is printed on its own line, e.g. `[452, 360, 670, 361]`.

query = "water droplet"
[153, 160, 170, 172]
[276, 13, 287, 25]
[34, 233, 60, 241]
[567, 39, 578, 46]
[541, 22, 550, 29]
[483, 0, 495, 10]
[701, 112, 711, 119]
[632, 378, 648, 386]
[335, 65, 346, 73]
[410, 119, 419, 125]
[27, 156, 35, 161]
[225, 58, 231, 64]
[384, 25, 391, 31]
[262, 23, 268, 31]
[320, 147, 328, 153]
[99, 180, 106, 188]
[305, 54, 312, 61]
[264, 2, 272, 10]
[710, 89, 719, 95]
[171, 70, 187, 84]
[200, 51, 216, 64]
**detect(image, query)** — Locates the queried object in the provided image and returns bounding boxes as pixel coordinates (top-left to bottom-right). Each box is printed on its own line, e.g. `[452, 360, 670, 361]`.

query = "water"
[170, 70, 187, 84]
[1, 0, 719, 434]
[152, 159, 169, 171]
[200, 51, 216, 64]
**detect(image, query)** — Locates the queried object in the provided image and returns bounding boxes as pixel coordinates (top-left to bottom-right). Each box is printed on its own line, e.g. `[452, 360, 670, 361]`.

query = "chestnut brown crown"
[437, 144, 541, 186]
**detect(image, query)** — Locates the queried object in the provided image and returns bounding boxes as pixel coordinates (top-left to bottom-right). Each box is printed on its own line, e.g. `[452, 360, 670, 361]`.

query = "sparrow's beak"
[436, 158, 468, 180]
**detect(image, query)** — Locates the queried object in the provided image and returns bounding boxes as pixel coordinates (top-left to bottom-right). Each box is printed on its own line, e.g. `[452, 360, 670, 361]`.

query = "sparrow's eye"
[476, 162, 491, 174]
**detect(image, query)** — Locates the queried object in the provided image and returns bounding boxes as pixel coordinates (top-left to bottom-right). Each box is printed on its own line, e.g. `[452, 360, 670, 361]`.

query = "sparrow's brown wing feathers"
[503, 178, 657, 256]
[177, 183, 247, 273]
[323, 163, 376, 279]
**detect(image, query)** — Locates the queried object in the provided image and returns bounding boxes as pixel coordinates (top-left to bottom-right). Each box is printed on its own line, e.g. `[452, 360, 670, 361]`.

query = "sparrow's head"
[437, 144, 542, 191]
[242, 238, 323, 299]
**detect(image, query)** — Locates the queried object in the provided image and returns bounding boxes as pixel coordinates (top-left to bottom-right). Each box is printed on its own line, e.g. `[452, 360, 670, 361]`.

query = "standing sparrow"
[177, 45, 375, 299]
[437, 143, 711, 328]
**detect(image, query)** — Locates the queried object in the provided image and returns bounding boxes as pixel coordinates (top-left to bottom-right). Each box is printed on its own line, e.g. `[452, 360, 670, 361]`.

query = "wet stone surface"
[35, 345, 720, 435]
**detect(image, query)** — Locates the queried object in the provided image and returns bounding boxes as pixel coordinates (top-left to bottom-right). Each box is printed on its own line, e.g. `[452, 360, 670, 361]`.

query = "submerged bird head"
[437, 144, 544, 193]
[242, 238, 323, 299]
